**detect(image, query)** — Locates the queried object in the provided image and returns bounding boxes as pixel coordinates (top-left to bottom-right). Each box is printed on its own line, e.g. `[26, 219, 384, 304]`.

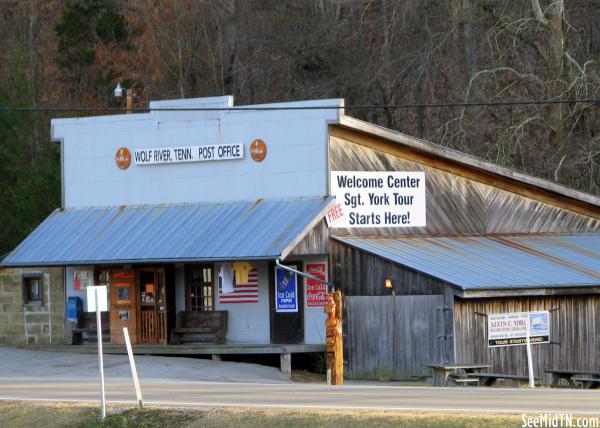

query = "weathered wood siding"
[454, 295, 600, 386]
[344, 295, 447, 380]
[329, 135, 600, 235]
[288, 219, 329, 256]
[329, 239, 449, 296]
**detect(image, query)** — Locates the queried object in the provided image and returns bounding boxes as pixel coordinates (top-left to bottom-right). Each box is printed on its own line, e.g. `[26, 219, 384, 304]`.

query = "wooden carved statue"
[324, 291, 343, 385]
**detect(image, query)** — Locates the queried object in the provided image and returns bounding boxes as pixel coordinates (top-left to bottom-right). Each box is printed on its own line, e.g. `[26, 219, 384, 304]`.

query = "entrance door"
[109, 269, 137, 344]
[137, 268, 167, 344]
[270, 262, 304, 344]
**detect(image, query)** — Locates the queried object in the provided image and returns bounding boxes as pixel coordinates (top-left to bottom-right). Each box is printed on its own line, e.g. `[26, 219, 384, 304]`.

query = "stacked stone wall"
[0, 267, 65, 345]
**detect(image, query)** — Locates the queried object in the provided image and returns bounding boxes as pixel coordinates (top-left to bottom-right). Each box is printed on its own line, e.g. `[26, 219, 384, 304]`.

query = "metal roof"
[1, 197, 334, 267]
[332, 234, 600, 290]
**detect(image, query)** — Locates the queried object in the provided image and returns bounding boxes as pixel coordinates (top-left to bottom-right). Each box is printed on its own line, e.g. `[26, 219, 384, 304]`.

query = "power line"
[1, 98, 600, 113]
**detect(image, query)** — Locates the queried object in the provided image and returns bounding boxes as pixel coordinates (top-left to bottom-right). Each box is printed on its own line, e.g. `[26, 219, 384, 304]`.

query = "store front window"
[186, 265, 213, 311]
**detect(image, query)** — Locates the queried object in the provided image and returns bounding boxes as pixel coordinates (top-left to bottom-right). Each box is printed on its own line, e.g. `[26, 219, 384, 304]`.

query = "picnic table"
[546, 369, 600, 388]
[425, 363, 491, 386]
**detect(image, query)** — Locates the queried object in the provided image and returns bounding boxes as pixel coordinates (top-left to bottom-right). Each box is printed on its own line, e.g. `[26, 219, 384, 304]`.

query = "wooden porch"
[23, 343, 325, 378]
[31, 343, 324, 355]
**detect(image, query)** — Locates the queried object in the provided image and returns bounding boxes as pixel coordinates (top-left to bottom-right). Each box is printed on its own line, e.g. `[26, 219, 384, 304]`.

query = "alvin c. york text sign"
[488, 311, 550, 347]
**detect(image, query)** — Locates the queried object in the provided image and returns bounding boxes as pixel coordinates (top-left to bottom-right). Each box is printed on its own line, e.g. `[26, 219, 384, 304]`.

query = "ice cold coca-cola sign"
[305, 262, 327, 307]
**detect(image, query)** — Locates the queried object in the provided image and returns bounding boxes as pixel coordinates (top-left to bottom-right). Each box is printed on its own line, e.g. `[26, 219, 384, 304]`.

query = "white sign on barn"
[328, 171, 426, 228]
[488, 311, 550, 347]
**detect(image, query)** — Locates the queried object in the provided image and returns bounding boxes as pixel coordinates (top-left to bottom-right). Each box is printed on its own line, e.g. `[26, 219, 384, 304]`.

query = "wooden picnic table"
[425, 363, 491, 387]
[545, 369, 600, 388]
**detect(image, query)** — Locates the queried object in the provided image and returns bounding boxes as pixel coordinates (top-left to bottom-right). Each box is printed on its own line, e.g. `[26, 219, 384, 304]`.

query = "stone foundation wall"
[0, 267, 65, 345]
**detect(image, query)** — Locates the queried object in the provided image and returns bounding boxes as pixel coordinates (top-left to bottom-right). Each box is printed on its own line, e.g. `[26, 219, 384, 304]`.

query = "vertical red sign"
[305, 262, 327, 307]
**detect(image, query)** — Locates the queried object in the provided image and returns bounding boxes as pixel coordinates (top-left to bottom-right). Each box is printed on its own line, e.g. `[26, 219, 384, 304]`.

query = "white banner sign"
[134, 143, 244, 165]
[328, 171, 426, 228]
[488, 311, 550, 347]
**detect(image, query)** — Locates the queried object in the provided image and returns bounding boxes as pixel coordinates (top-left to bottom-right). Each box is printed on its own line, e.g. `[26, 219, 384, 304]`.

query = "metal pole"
[526, 315, 535, 388]
[126, 91, 133, 114]
[95, 288, 106, 420]
[123, 327, 143, 409]
[275, 259, 335, 291]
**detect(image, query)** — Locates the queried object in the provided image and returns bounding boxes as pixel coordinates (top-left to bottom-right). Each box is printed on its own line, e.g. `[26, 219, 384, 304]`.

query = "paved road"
[1, 376, 600, 415]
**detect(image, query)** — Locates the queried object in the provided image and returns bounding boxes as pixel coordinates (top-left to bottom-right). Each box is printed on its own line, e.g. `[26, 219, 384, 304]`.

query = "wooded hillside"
[1, 0, 599, 253]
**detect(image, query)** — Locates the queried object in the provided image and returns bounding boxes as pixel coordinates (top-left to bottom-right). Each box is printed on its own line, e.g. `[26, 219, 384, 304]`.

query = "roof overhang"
[1, 197, 334, 267]
[332, 233, 600, 296]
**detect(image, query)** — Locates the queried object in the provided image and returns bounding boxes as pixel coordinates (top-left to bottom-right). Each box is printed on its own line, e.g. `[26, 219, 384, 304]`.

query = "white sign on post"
[328, 171, 426, 228]
[86, 286, 108, 312]
[87, 286, 107, 420]
[487, 310, 550, 389]
[488, 311, 550, 347]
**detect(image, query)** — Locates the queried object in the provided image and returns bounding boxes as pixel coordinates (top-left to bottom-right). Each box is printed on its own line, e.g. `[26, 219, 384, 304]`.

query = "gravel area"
[0, 346, 291, 384]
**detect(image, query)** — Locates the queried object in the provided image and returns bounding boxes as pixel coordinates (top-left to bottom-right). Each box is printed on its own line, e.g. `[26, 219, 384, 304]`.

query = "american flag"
[218, 269, 259, 304]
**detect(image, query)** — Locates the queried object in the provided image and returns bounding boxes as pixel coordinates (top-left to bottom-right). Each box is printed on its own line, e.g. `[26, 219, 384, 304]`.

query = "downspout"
[275, 259, 336, 292]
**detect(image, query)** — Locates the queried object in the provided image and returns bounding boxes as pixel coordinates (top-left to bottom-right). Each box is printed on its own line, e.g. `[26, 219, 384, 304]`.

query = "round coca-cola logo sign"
[115, 147, 132, 169]
[250, 139, 267, 162]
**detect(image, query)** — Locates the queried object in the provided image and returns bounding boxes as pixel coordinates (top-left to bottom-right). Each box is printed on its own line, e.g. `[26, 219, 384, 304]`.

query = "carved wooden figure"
[324, 291, 343, 385]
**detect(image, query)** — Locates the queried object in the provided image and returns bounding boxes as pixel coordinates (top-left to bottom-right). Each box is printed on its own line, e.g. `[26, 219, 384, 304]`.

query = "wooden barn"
[327, 117, 600, 385]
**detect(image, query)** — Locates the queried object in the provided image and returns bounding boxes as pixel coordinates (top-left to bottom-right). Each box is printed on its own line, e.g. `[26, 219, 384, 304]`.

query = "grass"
[0, 401, 523, 427]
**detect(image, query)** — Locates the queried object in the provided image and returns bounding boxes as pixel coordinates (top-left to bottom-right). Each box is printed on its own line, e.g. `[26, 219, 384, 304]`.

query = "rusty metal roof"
[332, 234, 600, 290]
[1, 197, 334, 267]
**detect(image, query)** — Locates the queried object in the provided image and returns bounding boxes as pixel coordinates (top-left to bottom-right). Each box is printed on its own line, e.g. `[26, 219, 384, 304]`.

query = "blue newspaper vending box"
[66, 296, 83, 322]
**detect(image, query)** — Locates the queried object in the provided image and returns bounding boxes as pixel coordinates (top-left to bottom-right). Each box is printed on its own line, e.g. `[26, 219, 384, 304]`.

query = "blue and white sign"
[529, 312, 549, 336]
[275, 268, 298, 313]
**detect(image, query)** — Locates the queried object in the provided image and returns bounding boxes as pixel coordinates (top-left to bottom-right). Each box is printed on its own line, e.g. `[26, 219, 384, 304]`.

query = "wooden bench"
[72, 312, 110, 344]
[467, 373, 536, 387]
[572, 377, 600, 389]
[546, 369, 600, 388]
[454, 377, 479, 386]
[171, 311, 227, 345]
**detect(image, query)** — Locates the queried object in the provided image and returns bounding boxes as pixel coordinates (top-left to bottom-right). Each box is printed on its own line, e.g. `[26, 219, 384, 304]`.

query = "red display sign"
[305, 262, 327, 307]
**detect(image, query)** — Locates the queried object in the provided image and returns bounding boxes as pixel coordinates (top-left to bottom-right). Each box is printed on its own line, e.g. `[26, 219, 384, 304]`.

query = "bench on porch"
[72, 312, 110, 344]
[467, 372, 537, 387]
[171, 311, 227, 345]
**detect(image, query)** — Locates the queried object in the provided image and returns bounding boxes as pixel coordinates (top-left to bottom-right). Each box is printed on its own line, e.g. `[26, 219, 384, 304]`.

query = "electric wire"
[1, 98, 600, 113]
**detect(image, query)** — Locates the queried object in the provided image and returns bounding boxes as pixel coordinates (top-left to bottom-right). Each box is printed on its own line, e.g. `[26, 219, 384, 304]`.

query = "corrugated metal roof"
[333, 234, 600, 290]
[2, 197, 334, 267]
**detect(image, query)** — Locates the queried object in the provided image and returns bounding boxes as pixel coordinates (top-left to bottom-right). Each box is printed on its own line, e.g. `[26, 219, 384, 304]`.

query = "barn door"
[344, 295, 446, 380]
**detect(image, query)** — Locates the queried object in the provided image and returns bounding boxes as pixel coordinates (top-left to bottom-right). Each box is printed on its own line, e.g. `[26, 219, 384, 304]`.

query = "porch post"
[280, 353, 292, 378]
